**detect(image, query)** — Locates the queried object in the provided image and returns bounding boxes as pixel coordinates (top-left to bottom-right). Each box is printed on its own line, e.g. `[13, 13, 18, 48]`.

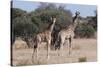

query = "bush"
[75, 23, 95, 38]
[78, 57, 87, 62]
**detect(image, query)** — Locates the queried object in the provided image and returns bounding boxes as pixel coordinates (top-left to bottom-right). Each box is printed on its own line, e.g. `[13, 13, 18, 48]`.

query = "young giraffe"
[32, 17, 56, 61]
[57, 11, 80, 56]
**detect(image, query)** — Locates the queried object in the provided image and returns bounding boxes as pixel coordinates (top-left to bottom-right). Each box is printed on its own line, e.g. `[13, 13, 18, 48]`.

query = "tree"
[75, 23, 95, 38]
[12, 8, 38, 37]
[30, 3, 72, 32]
[87, 10, 97, 31]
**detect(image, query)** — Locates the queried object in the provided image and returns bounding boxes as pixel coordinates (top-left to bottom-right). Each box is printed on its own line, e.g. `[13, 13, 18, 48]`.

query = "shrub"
[78, 57, 87, 62]
[75, 23, 95, 38]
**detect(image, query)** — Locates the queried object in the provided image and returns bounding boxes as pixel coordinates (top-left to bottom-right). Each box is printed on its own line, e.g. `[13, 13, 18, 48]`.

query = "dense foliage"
[75, 23, 95, 38]
[12, 3, 72, 38]
[12, 3, 97, 39]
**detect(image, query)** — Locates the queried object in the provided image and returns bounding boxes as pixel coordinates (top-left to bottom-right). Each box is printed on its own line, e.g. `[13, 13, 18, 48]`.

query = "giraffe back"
[36, 30, 51, 42]
[59, 27, 75, 39]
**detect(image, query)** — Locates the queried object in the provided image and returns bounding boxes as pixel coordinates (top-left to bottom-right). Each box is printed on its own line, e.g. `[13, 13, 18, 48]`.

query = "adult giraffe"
[56, 11, 80, 56]
[32, 17, 56, 61]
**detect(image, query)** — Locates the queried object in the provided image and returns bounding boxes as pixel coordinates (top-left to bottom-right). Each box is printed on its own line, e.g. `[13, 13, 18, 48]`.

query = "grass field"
[12, 38, 97, 66]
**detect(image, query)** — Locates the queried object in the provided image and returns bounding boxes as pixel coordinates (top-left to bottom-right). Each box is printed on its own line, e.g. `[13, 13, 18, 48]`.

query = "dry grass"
[12, 38, 97, 66]
[72, 45, 80, 50]
[13, 39, 28, 49]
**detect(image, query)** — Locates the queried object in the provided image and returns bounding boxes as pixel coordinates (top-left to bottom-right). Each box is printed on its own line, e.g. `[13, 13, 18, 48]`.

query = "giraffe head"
[73, 11, 80, 28]
[53, 17, 56, 23]
[75, 11, 80, 15]
[75, 11, 80, 17]
[50, 17, 56, 23]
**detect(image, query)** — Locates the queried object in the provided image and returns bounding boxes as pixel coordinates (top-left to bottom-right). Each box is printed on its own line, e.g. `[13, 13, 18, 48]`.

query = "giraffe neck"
[72, 14, 79, 30]
[50, 22, 55, 32]
[66, 14, 79, 31]
[47, 21, 55, 33]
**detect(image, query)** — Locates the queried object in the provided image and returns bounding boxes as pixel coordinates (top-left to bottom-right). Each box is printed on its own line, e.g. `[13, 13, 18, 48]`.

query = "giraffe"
[56, 11, 80, 56]
[32, 17, 56, 61]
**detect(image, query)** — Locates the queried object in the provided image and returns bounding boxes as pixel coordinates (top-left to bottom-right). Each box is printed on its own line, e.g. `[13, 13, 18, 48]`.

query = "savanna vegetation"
[11, 3, 97, 46]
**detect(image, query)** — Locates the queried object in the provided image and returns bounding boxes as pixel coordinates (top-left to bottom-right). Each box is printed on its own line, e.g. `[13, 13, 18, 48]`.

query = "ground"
[12, 38, 97, 66]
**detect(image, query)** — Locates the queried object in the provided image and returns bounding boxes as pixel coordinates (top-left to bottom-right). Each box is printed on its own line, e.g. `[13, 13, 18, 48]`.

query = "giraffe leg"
[36, 45, 38, 61]
[32, 44, 38, 63]
[69, 37, 72, 55]
[47, 39, 51, 60]
[60, 39, 64, 56]
[57, 49, 59, 56]
[35, 40, 39, 63]
[32, 47, 35, 63]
